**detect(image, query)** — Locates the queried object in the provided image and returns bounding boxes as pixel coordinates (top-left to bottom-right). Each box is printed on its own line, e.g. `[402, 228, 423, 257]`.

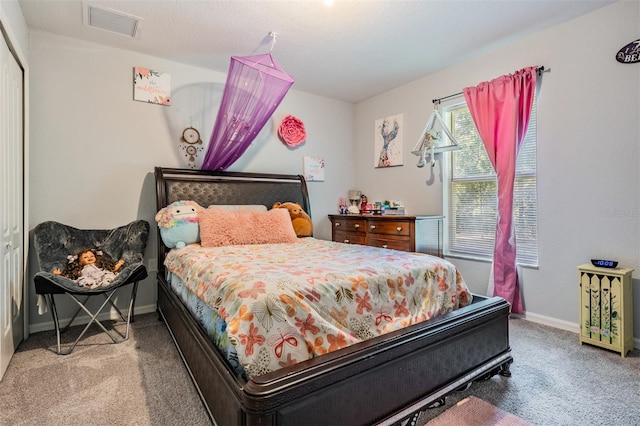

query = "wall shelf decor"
[412, 104, 459, 168]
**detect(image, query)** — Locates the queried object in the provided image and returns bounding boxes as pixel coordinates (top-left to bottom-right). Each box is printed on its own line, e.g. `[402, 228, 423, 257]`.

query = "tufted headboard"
[154, 167, 310, 273]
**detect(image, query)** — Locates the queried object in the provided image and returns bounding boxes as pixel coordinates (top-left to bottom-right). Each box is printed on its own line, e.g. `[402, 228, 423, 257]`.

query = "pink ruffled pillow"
[199, 208, 298, 247]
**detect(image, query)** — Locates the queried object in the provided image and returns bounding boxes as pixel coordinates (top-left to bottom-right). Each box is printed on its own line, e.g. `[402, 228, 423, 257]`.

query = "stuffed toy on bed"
[155, 200, 203, 248]
[272, 202, 313, 237]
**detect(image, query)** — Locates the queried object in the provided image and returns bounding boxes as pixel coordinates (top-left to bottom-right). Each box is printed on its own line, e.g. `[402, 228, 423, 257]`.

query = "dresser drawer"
[367, 237, 411, 252]
[329, 214, 441, 256]
[367, 220, 411, 237]
[334, 231, 366, 245]
[332, 218, 366, 234]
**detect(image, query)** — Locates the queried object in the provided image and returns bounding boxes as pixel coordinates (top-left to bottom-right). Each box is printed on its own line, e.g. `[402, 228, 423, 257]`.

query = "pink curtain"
[462, 66, 537, 314]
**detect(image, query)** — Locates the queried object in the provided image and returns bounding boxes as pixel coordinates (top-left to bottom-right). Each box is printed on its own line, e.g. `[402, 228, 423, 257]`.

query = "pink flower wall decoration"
[278, 115, 306, 147]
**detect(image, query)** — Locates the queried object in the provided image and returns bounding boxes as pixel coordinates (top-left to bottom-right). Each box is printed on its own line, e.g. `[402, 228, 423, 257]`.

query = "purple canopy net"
[201, 53, 294, 171]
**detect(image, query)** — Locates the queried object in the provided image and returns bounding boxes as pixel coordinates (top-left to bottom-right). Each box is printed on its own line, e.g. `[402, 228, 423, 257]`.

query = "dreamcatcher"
[179, 126, 204, 168]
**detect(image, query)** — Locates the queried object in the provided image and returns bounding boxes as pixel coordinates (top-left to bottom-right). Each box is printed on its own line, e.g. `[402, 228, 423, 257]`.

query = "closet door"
[0, 29, 24, 380]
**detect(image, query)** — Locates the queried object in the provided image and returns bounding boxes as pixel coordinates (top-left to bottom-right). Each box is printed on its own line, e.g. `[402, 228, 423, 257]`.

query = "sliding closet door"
[0, 29, 24, 381]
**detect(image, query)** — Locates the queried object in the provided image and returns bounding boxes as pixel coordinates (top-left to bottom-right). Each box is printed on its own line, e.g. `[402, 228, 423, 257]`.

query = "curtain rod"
[432, 66, 548, 105]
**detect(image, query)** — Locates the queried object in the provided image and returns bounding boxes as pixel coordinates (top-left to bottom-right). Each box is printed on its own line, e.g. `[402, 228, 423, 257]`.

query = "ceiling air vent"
[83, 3, 142, 38]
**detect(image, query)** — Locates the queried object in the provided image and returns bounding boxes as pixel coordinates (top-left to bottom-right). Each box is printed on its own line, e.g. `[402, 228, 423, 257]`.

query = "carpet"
[0, 313, 211, 425]
[426, 396, 531, 426]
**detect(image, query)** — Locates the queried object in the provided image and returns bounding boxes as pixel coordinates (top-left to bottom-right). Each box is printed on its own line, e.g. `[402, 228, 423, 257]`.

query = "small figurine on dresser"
[53, 248, 124, 289]
[347, 190, 361, 214]
[360, 194, 370, 214]
[339, 197, 349, 214]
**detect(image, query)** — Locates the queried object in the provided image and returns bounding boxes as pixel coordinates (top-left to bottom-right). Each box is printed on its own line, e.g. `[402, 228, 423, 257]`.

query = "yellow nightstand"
[578, 264, 634, 357]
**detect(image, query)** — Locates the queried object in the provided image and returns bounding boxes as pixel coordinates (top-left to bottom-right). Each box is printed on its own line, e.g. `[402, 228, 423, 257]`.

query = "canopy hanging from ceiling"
[201, 52, 294, 171]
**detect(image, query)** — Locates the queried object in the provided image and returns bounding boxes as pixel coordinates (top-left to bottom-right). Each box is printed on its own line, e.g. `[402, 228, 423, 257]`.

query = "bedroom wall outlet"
[148, 258, 158, 272]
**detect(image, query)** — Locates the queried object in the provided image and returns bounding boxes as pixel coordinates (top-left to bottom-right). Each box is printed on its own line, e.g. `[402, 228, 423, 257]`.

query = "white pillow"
[207, 204, 267, 212]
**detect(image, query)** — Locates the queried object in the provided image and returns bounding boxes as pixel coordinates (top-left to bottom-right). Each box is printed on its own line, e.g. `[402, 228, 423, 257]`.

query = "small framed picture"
[303, 156, 325, 182]
[374, 113, 404, 168]
[133, 67, 171, 106]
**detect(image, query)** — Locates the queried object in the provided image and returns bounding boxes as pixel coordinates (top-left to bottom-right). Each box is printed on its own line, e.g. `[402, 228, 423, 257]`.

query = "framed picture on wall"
[133, 67, 171, 106]
[374, 113, 403, 168]
[303, 156, 325, 182]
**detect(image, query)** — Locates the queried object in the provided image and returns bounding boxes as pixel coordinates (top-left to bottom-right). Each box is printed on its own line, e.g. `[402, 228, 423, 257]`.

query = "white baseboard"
[28, 303, 158, 335]
[514, 310, 640, 351]
[516, 311, 579, 333]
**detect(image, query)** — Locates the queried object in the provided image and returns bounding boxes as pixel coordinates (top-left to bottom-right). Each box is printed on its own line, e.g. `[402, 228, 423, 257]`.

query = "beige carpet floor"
[2, 314, 640, 425]
[0, 313, 210, 425]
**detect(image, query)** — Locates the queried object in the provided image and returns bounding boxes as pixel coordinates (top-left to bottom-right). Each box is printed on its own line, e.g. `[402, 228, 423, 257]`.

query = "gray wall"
[20, 1, 640, 345]
[354, 1, 640, 338]
[26, 32, 356, 331]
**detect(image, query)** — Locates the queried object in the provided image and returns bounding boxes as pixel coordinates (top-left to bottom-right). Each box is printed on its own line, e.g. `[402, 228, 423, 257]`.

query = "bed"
[154, 166, 513, 426]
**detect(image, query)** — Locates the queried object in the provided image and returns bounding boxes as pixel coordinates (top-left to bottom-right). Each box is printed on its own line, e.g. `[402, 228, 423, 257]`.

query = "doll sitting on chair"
[53, 248, 125, 289]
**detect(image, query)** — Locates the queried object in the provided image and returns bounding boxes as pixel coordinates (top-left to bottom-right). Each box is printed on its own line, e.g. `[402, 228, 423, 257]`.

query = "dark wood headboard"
[154, 167, 310, 273]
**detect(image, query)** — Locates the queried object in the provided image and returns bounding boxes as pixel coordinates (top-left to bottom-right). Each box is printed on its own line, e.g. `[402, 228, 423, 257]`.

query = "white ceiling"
[18, 0, 614, 103]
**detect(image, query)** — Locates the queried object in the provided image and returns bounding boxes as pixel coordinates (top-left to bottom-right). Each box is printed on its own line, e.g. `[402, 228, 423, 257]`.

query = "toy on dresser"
[347, 190, 361, 214]
[338, 197, 349, 214]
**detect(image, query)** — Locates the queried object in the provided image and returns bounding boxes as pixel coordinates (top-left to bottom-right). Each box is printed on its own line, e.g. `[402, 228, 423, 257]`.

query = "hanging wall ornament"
[278, 115, 306, 147]
[200, 32, 295, 171]
[179, 126, 204, 168]
[411, 103, 461, 168]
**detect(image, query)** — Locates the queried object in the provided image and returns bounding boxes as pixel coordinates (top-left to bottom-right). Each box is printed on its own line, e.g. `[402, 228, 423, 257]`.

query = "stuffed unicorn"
[155, 200, 203, 249]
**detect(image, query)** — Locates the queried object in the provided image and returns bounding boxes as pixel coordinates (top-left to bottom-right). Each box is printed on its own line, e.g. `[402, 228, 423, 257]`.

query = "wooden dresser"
[328, 214, 444, 257]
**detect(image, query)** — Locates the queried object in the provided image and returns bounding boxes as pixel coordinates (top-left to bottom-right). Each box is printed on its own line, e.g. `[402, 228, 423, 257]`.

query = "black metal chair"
[33, 220, 149, 354]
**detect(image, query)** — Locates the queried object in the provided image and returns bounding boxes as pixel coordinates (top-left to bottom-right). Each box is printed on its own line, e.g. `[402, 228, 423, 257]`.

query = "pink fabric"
[199, 208, 298, 247]
[201, 53, 294, 171]
[462, 66, 537, 314]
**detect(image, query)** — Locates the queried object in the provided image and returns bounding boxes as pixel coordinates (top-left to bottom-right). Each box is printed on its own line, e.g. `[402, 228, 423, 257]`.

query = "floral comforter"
[164, 238, 472, 378]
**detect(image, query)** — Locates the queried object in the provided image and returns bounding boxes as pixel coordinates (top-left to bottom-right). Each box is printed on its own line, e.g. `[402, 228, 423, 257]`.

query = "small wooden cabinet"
[328, 214, 443, 257]
[578, 264, 634, 357]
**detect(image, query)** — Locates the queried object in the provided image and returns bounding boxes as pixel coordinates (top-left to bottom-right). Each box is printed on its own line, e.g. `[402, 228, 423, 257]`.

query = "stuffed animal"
[155, 200, 203, 248]
[272, 202, 313, 237]
[53, 248, 124, 289]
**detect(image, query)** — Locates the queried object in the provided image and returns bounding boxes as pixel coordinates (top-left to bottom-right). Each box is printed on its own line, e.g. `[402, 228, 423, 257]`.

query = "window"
[444, 99, 538, 266]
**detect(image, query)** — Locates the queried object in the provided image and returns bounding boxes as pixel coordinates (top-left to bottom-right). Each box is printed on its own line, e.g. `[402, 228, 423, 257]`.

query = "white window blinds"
[446, 99, 538, 266]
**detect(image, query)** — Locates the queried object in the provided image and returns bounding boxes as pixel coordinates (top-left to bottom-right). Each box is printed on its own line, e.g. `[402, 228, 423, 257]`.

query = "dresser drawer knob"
[335, 222, 341, 227]
[382, 244, 388, 249]
[396, 227, 402, 232]
[354, 224, 360, 229]
[344, 239, 350, 243]
[370, 225, 376, 230]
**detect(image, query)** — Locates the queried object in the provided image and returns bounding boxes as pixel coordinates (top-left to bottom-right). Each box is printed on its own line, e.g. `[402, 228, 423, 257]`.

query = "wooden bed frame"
[154, 166, 513, 426]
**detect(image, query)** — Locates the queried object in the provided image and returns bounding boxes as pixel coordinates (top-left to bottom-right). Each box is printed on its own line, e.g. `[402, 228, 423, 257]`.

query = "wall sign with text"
[616, 39, 640, 64]
[133, 67, 171, 105]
